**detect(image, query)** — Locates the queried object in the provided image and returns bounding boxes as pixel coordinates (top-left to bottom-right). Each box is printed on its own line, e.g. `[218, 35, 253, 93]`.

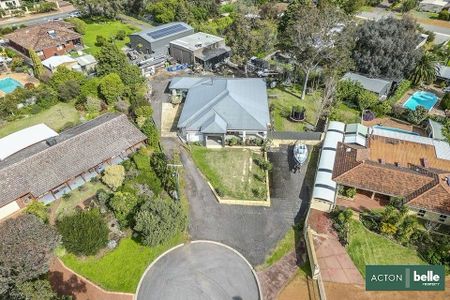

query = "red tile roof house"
[4, 21, 82, 59]
[0, 113, 146, 221]
[311, 121, 450, 226]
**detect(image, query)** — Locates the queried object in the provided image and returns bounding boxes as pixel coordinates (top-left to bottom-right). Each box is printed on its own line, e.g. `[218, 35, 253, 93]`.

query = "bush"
[141, 119, 159, 148]
[67, 18, 87, 34]
[99, 73, 124, 104]
[115, 30, 126, 40]
[102, 165, 125, 191]
[57, 209, 108, 256]
[134, 197, 186, 246]
[441, 93, 450, 110]
[96, 35, 107, 47]
[215, 187, 224, 197]
[133, 153, 151, 170]
[151, 152, 176, 194]
[388, 80, 411, 105]
[344, 187, 357, 198]
[405, 106, 428, 125]
[34, 2, 57, 13]
[109, 191, 140, 227]
[254, 156, 272, 171]
[438, 10, 450, 21]
[227, 136, 238, 146]
[85, 96, 102, 113]
[25, 200, 48, 223]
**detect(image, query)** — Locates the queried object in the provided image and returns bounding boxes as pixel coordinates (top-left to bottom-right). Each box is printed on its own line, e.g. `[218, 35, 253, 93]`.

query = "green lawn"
[262, 224, 303, 268]
[268, 88, 321, 132]
[330, 102, 361, 124]
[82, 20, 139, 55]
[347, 220, 424, 278]
[61, 233, 186, 293]
[55, 181, 107, 220]
[190, 147, 267, 200]
[0, 103, 80, 138]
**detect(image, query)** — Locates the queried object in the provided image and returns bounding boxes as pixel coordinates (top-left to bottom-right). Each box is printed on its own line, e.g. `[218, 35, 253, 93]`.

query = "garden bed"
[190, 146, 268, 201]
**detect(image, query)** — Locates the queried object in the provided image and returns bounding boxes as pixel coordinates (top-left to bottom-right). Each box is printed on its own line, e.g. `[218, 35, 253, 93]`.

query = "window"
[417, 209, 426, 217]
[438, 215, 447, 223]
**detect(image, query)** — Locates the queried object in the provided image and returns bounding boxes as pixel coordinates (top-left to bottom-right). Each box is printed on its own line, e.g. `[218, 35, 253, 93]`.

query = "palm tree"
[410, 53, 438, 86]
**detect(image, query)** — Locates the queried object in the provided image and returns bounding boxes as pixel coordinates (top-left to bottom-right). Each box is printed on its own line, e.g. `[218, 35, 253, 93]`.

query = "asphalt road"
[162, 138, 314, 266]
[1, 10, 76, 27]
[136, 242, 261, 300]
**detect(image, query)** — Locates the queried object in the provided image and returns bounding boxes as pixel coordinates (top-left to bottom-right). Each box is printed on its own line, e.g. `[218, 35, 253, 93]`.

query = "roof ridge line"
[226, 84, 267, 129]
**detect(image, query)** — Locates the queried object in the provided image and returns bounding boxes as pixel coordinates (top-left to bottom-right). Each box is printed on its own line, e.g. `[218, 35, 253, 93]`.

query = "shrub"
[96, 35, 107, 47]
[99, 73, 124, 104]
[109, 191, 140, 227]
[57, 209, 108, 256]
[135, 105, 153, 119]
[102, 165, 125, 191]
[115, 30, 126, 40]
[441, 93, 450, 110]
[254, 156, 272, 171]
[215, 187, 224, 197]
[25, 200, 48, 223]
[344, 187, 357, 198]
[438, 10, 450, 21]
[151, 152, 176, 194]
[405, 106, 428, 125]
[67, 18, 87, 34]
[134, 198, 186, 246]
[227, 136, 238, 146]
[24, 82, 35, 90]
[133, 153, 151, 170]
[388, 80, 411, 105]
[380, 222, 398, 236]
[141, 120, 160, 148]
[85, 96, 102, 113]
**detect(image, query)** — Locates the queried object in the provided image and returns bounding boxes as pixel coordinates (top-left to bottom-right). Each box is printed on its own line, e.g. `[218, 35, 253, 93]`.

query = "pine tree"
[29, 49, 44, 79]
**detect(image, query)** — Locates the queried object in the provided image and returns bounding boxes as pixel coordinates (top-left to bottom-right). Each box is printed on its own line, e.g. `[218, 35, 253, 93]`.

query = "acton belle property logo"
[366, 265, 445, 291]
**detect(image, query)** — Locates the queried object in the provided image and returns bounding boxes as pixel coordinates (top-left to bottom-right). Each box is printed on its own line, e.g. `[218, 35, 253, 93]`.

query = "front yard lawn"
[82, 20, 139, 55]
[0, 103, 80, 138]
[190, 146, 267, 200]
[268, 88, 321, 132]
[347, 220, 424, 277]
[262, 223, 303, 268]
[61, 233, 186, 293]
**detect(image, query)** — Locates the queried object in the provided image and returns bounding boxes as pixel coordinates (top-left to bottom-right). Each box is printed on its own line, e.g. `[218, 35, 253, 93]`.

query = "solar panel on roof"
[147, 24, 187, 40]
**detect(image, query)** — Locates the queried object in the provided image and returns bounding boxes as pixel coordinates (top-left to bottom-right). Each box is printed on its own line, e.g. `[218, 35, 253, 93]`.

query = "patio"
[362, 117, 427, 136]
[336, 190, 389, 213]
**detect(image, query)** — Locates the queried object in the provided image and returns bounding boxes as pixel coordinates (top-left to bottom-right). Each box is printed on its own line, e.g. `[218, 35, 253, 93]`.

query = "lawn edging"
[54, 257, 135, 298]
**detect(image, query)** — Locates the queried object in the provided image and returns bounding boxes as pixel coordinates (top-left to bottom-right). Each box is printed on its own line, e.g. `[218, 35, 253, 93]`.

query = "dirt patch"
[324, 279, 450, 300]
[278, 274, 317, 300]
[161, 103, 183, 136]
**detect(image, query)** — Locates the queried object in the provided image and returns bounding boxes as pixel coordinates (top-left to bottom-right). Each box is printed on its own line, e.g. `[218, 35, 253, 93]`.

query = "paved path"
[257, 250, 302, 300]
[136, 241, 261, 300]
[162, 138, 313, 265]
[49, 258, 133, 300]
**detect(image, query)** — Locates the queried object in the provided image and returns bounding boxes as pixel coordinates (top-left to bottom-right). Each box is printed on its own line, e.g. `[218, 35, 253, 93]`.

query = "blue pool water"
[403, 91, 438, 111]
[373, 125, 419, 136]
[0, 77, 23, 94]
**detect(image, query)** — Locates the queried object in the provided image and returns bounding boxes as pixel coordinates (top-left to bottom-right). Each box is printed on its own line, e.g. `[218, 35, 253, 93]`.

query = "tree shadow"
[49, 271, 87, 299]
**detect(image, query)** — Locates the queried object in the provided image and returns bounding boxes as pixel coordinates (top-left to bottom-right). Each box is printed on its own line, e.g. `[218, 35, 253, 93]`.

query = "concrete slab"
[136, 241, 261, 300]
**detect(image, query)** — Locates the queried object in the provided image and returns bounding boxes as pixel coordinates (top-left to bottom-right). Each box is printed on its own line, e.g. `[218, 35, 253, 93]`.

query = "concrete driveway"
[162, 138, 315, 265]
[136, 241, 261, 300]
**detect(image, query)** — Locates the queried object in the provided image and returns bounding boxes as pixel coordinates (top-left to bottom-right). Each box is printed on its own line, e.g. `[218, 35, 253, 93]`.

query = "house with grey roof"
[342, 72, 393, 99]
[437, 64, 450, 82]
[129, 22, 194, 55]
[171, 77, 270, 147]
[0, 113, 146, 221]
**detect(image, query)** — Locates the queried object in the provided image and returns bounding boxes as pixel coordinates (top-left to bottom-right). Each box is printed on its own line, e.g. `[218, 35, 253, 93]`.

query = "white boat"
[293, 142, 308, 166]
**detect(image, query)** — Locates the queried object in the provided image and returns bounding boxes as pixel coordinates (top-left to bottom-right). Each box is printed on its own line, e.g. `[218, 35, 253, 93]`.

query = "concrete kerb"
[191, 240, 264, 300]
[56, 258, 135, 298]
[134, 243, 185, 300]
[134, 241, 263, 300]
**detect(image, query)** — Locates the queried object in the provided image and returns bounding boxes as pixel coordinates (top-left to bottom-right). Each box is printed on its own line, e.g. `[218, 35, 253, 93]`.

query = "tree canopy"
[0, 214, 59, 295]
[352, 16, 421, 79]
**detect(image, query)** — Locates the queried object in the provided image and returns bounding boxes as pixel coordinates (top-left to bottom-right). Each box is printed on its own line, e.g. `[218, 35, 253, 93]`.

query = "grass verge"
[61, 233, 186, 293]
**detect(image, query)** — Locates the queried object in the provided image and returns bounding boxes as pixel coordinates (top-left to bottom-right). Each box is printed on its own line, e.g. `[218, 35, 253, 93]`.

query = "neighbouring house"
[42, 54, 97, 74]
[0, 0, 20, 10]
[74, 54, 97, 74]
[0, 113, 146, 221]
[129, 22, 194, 56]
[171, 77, 270, 147]
[311, 121, 450, 225]
[437, 64, 450, 83]
[169, 32, 231, 70]
[342, 72, 393, 100]
[427, 119, 446, 141]
[418, 0, 450, 13]
[4, 21, 82, 59]
[42, 55, 77, 73]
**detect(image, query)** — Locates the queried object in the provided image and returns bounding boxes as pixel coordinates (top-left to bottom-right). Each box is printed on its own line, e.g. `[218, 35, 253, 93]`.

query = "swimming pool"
[0, 77, 23, 94]
[373, 125, 419, 136]
[403, 91, 438, 111]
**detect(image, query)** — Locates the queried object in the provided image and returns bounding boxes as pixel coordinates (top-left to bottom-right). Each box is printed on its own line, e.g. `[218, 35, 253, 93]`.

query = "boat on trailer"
[293, 141, 308, 166]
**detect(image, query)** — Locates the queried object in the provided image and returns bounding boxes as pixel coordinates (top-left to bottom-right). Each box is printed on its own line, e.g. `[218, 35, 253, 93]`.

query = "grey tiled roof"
[176, 77, 270, 132]
[342, 72, 392, 95]
[0, 113, 146, 207]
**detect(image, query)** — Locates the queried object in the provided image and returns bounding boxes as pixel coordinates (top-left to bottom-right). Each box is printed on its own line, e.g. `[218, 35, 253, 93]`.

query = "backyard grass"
[268, 87, 321, 132]
[330, 102, 361, 124]
[61, 233, 186, 292]
[55, 181, 107, 220]
[190, 146, 267, 200]
[82, 20, 139, 55]
[347, 220, 424, 278]
[0, 103, 80, 138]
